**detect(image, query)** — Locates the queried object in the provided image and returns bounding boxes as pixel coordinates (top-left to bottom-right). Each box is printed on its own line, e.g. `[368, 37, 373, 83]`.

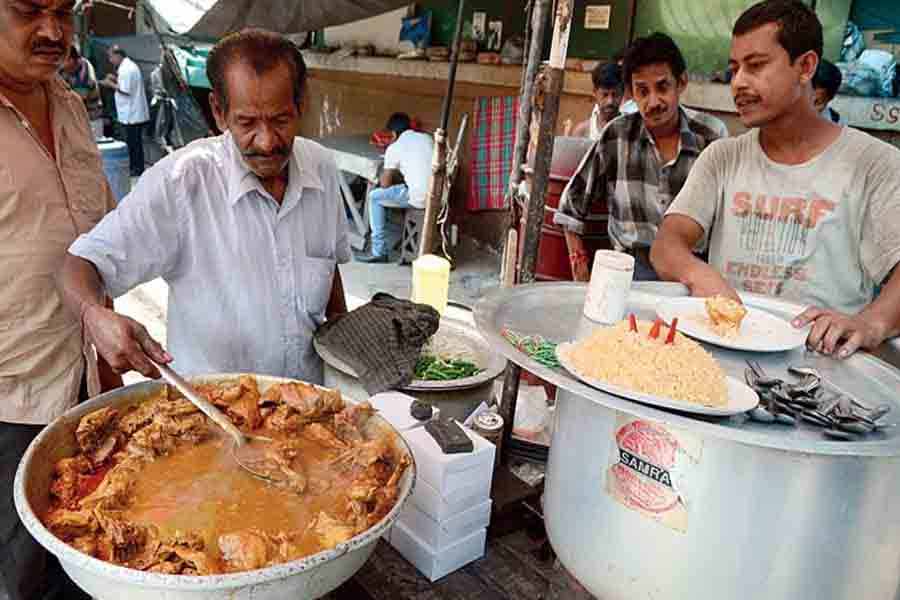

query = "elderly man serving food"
[58, 29, 350, 384]
[650, 0, 900, 359]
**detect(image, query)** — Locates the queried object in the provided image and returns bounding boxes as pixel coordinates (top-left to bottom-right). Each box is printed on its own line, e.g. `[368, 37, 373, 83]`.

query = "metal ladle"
[151, 360, 283, 483]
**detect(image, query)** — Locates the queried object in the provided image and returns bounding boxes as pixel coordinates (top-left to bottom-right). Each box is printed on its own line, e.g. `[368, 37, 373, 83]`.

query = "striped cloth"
[468, 96, 519, 211]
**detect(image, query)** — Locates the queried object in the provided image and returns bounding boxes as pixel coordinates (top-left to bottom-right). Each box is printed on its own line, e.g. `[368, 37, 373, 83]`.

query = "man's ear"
[797, 50, 819, 86]
[209, 93, 228, 133]
[677, 71, 689, 94]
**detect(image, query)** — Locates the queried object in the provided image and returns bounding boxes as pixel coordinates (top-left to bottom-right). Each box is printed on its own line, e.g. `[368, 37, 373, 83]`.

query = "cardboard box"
[369, 392, 422, 431]
[389, 520, 487, 582]
[403, 425, 495, 498]
[399, 499, 491, 551]
[410, 470, 492, 522]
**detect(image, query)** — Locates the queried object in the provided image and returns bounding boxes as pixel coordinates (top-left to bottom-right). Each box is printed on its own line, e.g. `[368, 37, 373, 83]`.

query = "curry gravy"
[123, 432, 351, 566]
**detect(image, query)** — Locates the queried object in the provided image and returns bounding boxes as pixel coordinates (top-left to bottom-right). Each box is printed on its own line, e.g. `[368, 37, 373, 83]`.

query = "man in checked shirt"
[555, 33, 727, 281]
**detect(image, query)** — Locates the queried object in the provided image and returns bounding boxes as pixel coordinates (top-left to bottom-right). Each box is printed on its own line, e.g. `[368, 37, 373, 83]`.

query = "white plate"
[656, 297, 808, 353]
[556, 342, 759, 417]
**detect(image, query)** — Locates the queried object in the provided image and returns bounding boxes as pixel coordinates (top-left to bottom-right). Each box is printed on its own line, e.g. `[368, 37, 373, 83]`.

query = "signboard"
[584, 5, 612, 30]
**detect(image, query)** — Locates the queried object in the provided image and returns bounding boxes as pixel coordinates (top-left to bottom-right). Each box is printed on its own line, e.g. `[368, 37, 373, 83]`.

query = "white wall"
[324, 6, 412, 54]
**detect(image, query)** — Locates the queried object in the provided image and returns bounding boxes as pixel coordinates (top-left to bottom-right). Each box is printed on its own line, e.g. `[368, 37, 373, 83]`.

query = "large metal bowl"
[14, 374, 416, 600]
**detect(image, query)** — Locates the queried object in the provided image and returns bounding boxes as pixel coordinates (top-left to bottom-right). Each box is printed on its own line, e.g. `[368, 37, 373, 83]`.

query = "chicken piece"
[228, 378, 262, 430]
[125, 422, 178, 459]
[75, 407, 119, 455]
[94, 510, 151, 563]
[45, 509, 97, 540]
[91, 435, 119, 466]
[147, 561, 182, 574]
[218, 530, 272, 571]
[270, 530, 308, 562]
[157, 397, 201, 418]
[169, 545, 217, 575]
[79, 459, 143, 510]
[302, 423, 348, 449]
[307, 512, 358, 549]
[369, 454, 410, 525]
[334, 436, 391, 470]
[280, 383, 345, 420]
[332, 402, 375, 443]
[50, 456, 93, 507]
[264, 405, 304, 433]
[157, 412, 211, 443]
[705, 295, 748, 333]
[117, 403, 157, 436]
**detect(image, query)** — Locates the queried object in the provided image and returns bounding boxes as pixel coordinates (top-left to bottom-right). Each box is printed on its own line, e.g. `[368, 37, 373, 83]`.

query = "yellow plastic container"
[412, 254, 451, 315]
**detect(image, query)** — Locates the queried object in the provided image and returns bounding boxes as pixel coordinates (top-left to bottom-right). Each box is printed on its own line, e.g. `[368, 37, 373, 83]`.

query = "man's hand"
[571, 257, 590, 282]
[687, 269, 741, 303]
[82, 304, 172, 378]
[793, 307, 888, 359]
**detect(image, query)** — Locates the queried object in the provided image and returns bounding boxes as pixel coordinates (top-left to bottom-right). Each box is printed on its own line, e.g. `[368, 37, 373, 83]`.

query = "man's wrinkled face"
[729, 23, 817, 128]
[0, 0, 75, 85]
[593, 85, 622, 122]
[631, 63, 686, 131]
[212, 60, 303, 181]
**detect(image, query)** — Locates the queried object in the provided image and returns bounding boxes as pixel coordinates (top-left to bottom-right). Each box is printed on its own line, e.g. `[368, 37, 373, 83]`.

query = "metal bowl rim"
[13, 373, 416, 591]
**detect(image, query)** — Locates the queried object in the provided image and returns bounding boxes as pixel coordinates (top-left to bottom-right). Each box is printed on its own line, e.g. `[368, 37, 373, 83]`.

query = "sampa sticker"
[604, 415, 702, 533]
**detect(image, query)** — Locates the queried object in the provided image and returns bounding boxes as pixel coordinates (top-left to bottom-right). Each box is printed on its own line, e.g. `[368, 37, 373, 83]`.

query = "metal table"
[313, 134, 384, 250]
[474, 282, 900, 600]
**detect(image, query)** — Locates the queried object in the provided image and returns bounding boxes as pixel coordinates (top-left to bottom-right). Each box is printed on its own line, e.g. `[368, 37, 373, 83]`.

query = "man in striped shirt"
[555, 33, 727, 281]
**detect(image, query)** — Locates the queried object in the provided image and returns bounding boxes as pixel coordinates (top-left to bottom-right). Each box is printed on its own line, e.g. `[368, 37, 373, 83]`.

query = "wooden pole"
[419, 0, 466, 258]
[498, 0, 552, 464]
[518, 0, 574, 284]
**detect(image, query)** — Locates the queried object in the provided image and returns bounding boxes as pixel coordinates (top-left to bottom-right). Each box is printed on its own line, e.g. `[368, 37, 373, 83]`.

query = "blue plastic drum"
[97, 139, 130, 202]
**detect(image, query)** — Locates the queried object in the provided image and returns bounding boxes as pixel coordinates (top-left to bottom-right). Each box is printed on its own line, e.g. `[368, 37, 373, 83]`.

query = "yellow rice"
[561, 319, 728, 407]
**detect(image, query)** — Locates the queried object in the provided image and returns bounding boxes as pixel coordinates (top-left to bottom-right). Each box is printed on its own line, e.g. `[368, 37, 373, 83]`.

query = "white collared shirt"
[113, 57, 150, 124]
[70, 132, 352, 383]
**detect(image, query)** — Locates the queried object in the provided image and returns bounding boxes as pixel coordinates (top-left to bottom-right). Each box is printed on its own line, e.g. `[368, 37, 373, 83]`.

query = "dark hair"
[385, 112, 412, 135]
[206, 28, 307, 113]
[68, 45, 81, 60]
[592, 62, 623, 91]
[109, 45, 127, 59]
[813, 59, 842, 98]
[733, 0, 823, 61]
[622, 33, 686, 85]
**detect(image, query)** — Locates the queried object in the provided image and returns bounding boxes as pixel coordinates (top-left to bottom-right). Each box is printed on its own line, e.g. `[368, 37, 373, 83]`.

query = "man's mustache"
[32, 42, 66, 55]
[242, 150, 289, 159]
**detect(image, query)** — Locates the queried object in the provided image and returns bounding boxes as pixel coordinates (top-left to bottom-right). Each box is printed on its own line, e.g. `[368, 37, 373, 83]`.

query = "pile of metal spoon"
[744, 360, 892, 441]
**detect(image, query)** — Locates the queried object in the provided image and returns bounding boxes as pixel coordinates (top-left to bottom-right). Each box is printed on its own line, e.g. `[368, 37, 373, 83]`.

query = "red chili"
[665, 318, 679, 344]
[648, 318, 663, 339]
[628, 314, 638, 332]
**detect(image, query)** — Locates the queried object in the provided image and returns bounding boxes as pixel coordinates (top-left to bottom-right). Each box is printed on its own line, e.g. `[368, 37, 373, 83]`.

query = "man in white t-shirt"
[101, 45, 150, 176]
[651, 0, 900, 359]
[359, 112, 434, 262]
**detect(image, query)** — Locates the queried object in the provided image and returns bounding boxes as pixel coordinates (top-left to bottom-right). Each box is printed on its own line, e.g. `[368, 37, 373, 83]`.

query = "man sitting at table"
[358, 112, 434, 263]
[650, 0, 900, 359]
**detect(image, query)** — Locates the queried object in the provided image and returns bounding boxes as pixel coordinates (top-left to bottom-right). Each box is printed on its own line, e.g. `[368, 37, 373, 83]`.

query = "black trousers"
[123, 122, 146, 177]
[0, 378, 90, 600]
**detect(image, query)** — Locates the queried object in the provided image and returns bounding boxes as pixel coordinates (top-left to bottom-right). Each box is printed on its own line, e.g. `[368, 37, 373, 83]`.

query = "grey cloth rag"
[315, 293, 440, 395]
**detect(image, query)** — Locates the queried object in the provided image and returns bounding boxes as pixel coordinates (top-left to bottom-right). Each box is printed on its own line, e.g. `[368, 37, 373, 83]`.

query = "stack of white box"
[371, 393, 494, 581]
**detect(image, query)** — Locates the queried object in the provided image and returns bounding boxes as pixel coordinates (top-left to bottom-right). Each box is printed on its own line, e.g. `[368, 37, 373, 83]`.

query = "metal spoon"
[151, 360, 281, 483]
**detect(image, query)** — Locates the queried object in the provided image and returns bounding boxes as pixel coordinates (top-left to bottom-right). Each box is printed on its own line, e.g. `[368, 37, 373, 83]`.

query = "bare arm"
[325, 266, 348, 320]
[58, 253, 170, 378]
[379, 168, 403, 189]
[570, 119, 591, 139]
[564, 230, 590, 282]
[651, 214, 739, 301]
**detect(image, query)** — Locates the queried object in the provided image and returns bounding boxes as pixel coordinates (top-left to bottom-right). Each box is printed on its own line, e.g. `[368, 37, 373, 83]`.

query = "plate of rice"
[656, 296, 808, 353]
[556, 317, 759, 416]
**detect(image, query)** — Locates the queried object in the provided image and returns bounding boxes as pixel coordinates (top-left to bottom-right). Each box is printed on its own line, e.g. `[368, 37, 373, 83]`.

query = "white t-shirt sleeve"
[68, 163, 186, 297]
[861, 145, 900, 284]
[665, 139, 729, 236]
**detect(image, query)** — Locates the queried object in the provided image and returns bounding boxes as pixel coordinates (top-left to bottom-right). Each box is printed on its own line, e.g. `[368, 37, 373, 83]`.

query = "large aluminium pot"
[475, 282, 900, 600]
[14, 374, 416, 600]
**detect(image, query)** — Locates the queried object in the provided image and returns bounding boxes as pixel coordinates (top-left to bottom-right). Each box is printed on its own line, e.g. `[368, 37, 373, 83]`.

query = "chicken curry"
[43, 377, 409, 575]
